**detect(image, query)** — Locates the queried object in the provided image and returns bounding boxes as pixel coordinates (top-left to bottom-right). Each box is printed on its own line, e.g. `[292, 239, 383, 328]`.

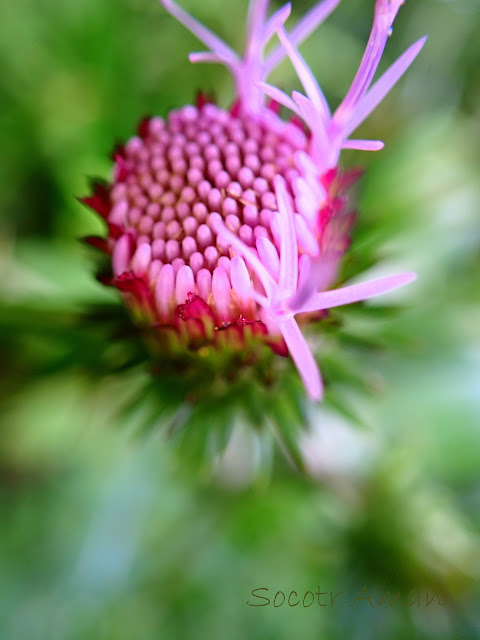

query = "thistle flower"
[82, 0, 424, 403]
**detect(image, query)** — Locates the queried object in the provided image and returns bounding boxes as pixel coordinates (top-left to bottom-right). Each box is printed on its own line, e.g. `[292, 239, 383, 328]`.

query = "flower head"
[82, 0, 424, 402]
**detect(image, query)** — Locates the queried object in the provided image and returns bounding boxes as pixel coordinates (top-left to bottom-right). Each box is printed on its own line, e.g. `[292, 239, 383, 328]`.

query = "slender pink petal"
[230, 256, 253, 307]
[155, 264, 175, 317]
[257, 81, 302, 116]
[287, 254, 338, 312]
[275, 175, 298, 298]
[292, 91, 329, 159]
[175, 265, 195, 304]
[344, 37, 427, 138]
[196, 268, 212, 300]
[263, 3, 292, 43]
[294, 171, 325, 205]
[294, 213, 320, 255]
[131, 243, 152, 276]
[189, 52, 231, 65]
[112, 235, 131, 276]
[333, 0, 405, 126]
[276, 26, 330, 120]
[278, 317, 323, 400]
[149, 259, 163, 282]
[253, 290, 270, 307]
[294, 151, 327, 200]
[292, 90, 317, 118]
[342, 139, 385, 151]
[266, 0, 342, 72]
[246, 0, 269, 58]
[295, 272, 417, 314]
[256, 237, 280, 278]
[211, 216, 274, 298]
[287, 253, 315, 311]
[296, 254, 312, 296]
[158, 0, 238, 63]
[109, 200, 128, 226]
[212, 267, 232, 318]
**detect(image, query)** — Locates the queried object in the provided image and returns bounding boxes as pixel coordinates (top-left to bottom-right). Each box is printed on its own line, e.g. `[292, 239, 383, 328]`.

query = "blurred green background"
[1, 0, 480, 638]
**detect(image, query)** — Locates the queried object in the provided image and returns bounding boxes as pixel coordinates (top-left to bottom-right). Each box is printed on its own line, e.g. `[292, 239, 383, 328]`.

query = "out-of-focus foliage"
[0, 0, 479, 638]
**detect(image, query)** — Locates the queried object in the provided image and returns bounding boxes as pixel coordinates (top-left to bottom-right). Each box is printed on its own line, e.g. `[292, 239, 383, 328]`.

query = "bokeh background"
[1, 0, 480, 638]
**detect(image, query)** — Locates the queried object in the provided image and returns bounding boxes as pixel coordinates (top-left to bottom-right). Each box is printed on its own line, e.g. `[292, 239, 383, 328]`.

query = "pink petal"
[333, 0, 405, 127]
[253, 290, 270, 308]
[230, 256, 253, 307]
[262, 3, 292, 43]
[292, 91, 329, 160]
[211, 215, 274, 298]
[287, 254, 339, 312]
[175, 265, 195, 304]
[342, 139, 385, 151]
[197, 268, 212, 300]
[287, 254, 316, 312]
[189, 52, 231, 65]
[278, 317, 323, 400]
[256, 237, 280, 278]
[266, 0, 341, 72]
[297, 254, 312, 292]
[109, 200, 128, 226]
[131, 243, 152, 276]
[246, 0, 270, 58]
[296, 272, 417, 314]
[294, 213, 320, 255]
[112, 235, 131, 276]
[149, 259, 163, 282]
[344, 37, 427, 139]
[155, 264, 175, 317]
[212, 267, 232, 318]
[257, 81, 302, 116]
[294, 151, 327, 200]
[276, 26, 330, 120]
[158, 0, 238, 63]
[274, 175, 298, 298]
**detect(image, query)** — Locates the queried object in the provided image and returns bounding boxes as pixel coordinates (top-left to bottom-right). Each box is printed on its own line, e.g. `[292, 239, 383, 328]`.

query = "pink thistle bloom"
[82, 0, 424, 401]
